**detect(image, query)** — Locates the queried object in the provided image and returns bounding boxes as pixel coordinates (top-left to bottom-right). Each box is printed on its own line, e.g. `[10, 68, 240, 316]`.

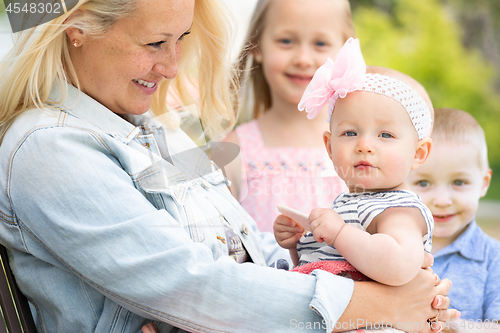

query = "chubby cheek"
[329, 146, 347, 168]
[386, 149, 414, 176]
[385, 154, 410, 178]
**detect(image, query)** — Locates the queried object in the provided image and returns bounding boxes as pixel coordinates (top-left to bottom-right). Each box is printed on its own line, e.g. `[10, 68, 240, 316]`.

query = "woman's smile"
[132, 78, 158, 95]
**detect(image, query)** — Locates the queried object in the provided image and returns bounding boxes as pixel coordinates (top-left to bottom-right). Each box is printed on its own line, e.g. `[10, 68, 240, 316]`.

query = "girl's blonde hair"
[234, 0, 356, 122]
[0, 0, 236, 143]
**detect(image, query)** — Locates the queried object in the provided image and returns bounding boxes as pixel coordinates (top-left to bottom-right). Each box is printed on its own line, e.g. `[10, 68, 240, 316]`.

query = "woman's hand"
[422, 252, 460, 332]
[273, 214, 304, 249]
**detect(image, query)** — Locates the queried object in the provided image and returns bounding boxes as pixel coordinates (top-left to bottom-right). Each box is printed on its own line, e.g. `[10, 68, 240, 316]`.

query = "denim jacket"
[0, 84, 353, 333]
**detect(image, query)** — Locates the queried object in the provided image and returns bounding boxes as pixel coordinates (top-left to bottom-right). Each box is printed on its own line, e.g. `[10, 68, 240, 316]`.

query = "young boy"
[408, 108, 500, 328]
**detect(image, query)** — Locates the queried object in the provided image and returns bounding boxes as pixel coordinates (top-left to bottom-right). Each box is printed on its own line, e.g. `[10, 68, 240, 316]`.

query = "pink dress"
[235, 120, 348, 232]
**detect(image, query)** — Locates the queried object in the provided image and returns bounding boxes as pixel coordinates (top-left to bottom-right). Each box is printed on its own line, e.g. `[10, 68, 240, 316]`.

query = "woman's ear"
[411, 137, 432, 170]
[64, 10, 85, 46]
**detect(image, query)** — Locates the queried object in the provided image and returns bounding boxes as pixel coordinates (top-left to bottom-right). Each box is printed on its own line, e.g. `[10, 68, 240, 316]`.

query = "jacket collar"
[48, 83, 140, 143]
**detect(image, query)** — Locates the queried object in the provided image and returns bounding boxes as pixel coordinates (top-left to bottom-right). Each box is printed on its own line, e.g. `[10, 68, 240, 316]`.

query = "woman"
[0, 0, 456, 332]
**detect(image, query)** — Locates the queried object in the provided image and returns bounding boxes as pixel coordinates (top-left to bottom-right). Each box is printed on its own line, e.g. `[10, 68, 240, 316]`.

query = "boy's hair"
[432, 108, 489, 171]
[234, 0, 356, 122]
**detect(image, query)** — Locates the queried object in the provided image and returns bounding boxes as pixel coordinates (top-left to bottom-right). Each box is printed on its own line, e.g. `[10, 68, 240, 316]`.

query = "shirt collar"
[434, 220, 485, 262]
[48, 83, 140, 143]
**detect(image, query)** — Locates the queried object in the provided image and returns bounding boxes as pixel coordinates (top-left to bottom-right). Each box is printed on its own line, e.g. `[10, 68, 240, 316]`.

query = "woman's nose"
[293, 46, 314, 68]
[153, 43, 181, 79]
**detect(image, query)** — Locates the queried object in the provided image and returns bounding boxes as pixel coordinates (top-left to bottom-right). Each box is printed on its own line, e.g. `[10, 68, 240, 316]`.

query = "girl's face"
[68, 0, 194, 115]
[255, 0, 349, 108]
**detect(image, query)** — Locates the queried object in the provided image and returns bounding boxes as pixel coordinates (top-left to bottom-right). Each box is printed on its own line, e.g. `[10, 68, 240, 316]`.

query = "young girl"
[223, 0, 352, 232]
[275, 38, 437, 291]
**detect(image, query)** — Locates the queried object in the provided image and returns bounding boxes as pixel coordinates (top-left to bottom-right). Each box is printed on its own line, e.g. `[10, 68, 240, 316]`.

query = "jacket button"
[142, 143, 150, 148]
[201, 179, 211, 188]
[241, 224, 249, 235]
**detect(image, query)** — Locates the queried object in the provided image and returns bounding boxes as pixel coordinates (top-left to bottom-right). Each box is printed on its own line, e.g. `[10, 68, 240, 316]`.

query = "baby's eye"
[315, 40, 327, 47]
[416, 180, 430, 187]
[148, 41, 165, 49]
[343, 131, 357, 137]
[379, 132, 393, 139]
[453, 180, 466, 186]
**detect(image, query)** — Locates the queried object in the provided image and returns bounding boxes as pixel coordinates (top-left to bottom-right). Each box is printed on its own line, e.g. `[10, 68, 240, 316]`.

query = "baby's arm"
[310, 207, 426, 286]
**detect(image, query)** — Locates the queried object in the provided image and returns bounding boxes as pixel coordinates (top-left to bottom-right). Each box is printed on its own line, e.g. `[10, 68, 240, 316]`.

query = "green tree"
[353, 0, 500, 185]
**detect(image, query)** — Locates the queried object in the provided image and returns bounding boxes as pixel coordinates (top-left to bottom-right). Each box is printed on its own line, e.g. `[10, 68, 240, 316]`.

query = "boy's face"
[408, 141, 492, 243]
[324, 91, 431, 193]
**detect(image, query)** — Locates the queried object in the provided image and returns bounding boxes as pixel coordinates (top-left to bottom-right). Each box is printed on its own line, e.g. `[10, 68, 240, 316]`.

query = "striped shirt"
[297, 190, 433, 265]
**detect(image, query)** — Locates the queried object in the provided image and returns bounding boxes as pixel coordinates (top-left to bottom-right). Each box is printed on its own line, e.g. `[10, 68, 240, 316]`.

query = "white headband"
[298, 38, 432, 140]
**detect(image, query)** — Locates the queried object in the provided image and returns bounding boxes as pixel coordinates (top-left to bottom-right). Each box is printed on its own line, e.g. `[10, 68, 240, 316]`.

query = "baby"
[274, 38, 435, 287]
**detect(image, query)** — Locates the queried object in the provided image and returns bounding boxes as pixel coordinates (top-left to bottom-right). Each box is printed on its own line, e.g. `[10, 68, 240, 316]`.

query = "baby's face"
[325, 91, 420, 193]
[408, 141, 491, 242]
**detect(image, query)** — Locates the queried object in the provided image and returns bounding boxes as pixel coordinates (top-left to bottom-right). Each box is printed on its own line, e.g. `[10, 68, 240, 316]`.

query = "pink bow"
[298, 38, 366, 120]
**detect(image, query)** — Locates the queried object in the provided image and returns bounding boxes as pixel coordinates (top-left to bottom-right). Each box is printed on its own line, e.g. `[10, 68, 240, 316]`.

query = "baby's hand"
[273, 214, 305, 249]
[309, 208, 345, 246]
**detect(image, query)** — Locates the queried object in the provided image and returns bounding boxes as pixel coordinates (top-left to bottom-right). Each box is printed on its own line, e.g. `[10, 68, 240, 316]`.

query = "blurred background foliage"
[350, 0, 500, 200]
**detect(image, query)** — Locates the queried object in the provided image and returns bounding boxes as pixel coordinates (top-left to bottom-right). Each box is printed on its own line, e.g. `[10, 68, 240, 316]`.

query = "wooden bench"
[0, 245, 37, 333]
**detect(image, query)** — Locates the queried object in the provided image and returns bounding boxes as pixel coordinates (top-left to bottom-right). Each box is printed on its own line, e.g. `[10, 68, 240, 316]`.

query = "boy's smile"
[408, 141, 492, 251]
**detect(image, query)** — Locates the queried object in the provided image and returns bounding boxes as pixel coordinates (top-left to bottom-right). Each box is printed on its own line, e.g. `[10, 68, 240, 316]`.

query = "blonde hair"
[234, 0, 356, 122]
[0, 0, 236, 143]
[432, 108, 489, 171]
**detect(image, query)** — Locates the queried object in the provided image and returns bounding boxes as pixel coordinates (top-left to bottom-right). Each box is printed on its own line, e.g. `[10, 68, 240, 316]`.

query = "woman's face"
[68, 0, 194, 115]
